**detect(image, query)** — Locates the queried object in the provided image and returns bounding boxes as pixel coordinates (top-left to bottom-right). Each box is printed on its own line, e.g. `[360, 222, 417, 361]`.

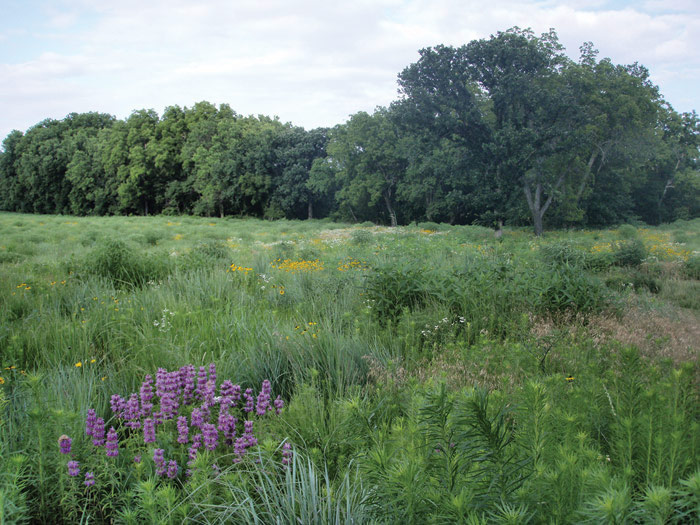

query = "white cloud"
[1, 0, 698, 142]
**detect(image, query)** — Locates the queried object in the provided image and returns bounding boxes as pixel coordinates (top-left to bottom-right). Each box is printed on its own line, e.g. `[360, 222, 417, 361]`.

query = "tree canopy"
[0, 28, 697, 232]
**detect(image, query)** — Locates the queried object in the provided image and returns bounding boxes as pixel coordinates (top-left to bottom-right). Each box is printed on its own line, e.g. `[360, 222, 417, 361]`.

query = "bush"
[683, 256, 700, 280]
[605, 270, 661, 294]
[540, 241, 588, 267]
[617, 224, 639, 240]
[612, 239, 647, 267]
[83, 239, 170, 287]
[351, 229, 373, 246]
[534, 264, 611, 315]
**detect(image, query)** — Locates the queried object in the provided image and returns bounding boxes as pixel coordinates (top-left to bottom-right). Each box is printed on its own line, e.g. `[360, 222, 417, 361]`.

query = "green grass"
[0, 212, 698, 523]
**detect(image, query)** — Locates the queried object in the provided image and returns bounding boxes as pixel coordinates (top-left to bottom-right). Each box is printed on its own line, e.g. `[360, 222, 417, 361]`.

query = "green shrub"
[83, 239, 169, 287]
[351, 229, 373, 246]
[612, 239, 647, 267]
[534, 264, 610, 315]
[617, 224, 639, 240]
[540, 241, 588, 267]
[683, 256, 700, 280]
[605, 270, 661, 294]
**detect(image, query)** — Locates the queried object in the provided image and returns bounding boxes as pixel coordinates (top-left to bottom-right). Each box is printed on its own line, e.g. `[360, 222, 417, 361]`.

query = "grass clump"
[82, 239, 170, 287]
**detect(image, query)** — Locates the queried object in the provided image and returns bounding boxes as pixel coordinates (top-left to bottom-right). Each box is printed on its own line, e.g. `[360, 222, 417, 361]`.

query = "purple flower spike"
[196, 366, 208, 399]
[274, 395, 284, 415]
[153, 448, 167, 476]
[177, 416, 189, 444]
[105, 427, 119, 457]
[58, 435, 72, 455]
[180, 365, 196, 405]
[86, 408, 98, 436]
[208, 363, 216, 386]
[124, 393, 141, 430]
[109, 395, 125, 418]
[244, 388, 254, 413]
[140, 374, 154, 416]
[84, 472, 95, 487]
[143, 418, 156, 443]
[202, 423, 218, 451]
[282, 442, 292, 466]
[67, 460, 80, 477]
[134, 455, 142, 464]
[92, 417, 105, 447]
[167, 460, 178, 479]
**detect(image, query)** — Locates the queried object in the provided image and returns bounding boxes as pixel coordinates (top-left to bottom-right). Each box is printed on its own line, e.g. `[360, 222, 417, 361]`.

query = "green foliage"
[82, 239, 170, 287]
[683, 255, 700, 280]
[534, 263, 611, 315]
[612, 239, 647, 267]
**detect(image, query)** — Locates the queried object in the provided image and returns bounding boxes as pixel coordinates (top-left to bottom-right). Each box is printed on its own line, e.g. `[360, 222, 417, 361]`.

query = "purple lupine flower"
[243, 388, 254, 413]
[220, 380, 235, 402]
[191, 407, 205, 429]
[181, 365, 196, 405]
[109, 395, 125, 418]
[143, 418, 156, 443]
[274, 395, 284, 415]
[186, 446, 197, 477]
[134, 455, 142, 464]
[86, 408, 98, 436]
[231, 383, 241, 405]
[158, 392, 179, 421]
[203, 380, 216, 410]
[202, 423, 218, 451]
[219, 414, 237, 445]
[155, 368, 168, 397]
[124, 393, 141, 430]
[243, 419, 257, 448]
[191, 433, 203, 450]
[58, 435, 72, 455]
[92, 417, 105, 447]
[233, 436, 247, 461]
[140, 374, 154, 417]
[282, 442, 292, 466]
[196, 366, 208, 399]
[256, 384, 270, 415]
[67, 460, 80, 477]
[105, 427, 119, 457]
[177, 416, 189, 444]
[244, 420, 254, 434]
[84, 472, 95, 487]
[167, 460, 178, 479]
[153, 448, 166, 476]
[208, 363, 216, 386]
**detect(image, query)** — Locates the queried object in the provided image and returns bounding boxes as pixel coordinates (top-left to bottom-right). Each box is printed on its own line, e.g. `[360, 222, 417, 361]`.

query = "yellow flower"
[566, 376, 574, 382]
[280, 290, 285, 295]
[90, 359, 96, 364]
[0, 377, 5, 384]
[75, 362, 82, 368]
[101, 376, 106, 381]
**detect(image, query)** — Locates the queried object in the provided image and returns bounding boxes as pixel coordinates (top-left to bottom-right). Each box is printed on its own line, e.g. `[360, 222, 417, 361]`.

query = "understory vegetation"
[0, 212, 698, 523]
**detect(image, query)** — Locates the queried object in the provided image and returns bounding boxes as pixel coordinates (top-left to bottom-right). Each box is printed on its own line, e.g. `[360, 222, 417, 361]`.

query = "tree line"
[1, 28, 698, 233]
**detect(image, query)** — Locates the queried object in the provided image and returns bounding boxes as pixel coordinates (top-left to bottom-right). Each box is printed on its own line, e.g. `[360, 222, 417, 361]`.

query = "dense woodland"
[1, 28, 698, 233]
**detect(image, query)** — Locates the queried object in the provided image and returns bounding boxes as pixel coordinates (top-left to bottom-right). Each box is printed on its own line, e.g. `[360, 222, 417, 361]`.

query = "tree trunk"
[144, 198, 148, 216]
[384, 192, 397, 227]
[307, 200, 313, 220]
[524, 170, 565, 237]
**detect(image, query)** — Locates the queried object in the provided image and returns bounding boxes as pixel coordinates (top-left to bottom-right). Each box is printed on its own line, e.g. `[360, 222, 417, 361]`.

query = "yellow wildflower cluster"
[228, 264, 253, 274]
[420, 229, 437, 234]
[294, 322, 319, 338]
[270, 258, 325, 273]
[173, 233, 184, 241]
[639, 230, 690, 261]
[591, 242, 614, 253]
[337, 257, 369, 272]
[15, 283, 31, 291]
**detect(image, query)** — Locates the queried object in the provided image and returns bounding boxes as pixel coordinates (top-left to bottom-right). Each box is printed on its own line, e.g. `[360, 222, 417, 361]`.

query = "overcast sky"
[1, 0, 698, 141]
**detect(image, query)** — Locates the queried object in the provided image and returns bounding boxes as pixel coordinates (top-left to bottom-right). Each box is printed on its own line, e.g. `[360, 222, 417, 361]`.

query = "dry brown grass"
[586, 306, 699, 366]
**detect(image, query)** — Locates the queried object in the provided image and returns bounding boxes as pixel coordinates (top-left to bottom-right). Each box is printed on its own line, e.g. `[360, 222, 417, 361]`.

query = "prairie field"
[0, 212, 699, 523]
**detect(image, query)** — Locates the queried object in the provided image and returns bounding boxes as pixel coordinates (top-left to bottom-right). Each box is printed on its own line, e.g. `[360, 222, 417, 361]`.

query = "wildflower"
[0, 377, 4, 385]
[105, 427, 119, 457]
[110, 394, 126, 418]
[154, 448, 166, 476]
[140, 374, 154, 416]
[282, 442, 292, 466]
[243, 388, 254, 413]
[85, 409, 98, 437]
[143, 418, 156, 444]
[274, 395, 284, 415]
[279, 289, 285, 295]
[208, 363, 216, 386]
[202, 423, 218, 451]
[89, 358, 95, 363]
[167, 460, 178, 479]
[124, 394, 141, 429]
[75, 362, 82, 368]
[67, 460, 80, 477]
[134, 455, 142, 464]
[566, 376, 575, 382]
[84, 472, 95, 487]
[58, 435, 72, 455]
[177, 416, 189, 444]
[256, 380, 271, 415]
[92, 417, 105, 447]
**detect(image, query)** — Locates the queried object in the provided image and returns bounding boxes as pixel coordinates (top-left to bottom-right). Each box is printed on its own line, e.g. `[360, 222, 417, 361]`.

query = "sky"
[1, 0, 698, 141]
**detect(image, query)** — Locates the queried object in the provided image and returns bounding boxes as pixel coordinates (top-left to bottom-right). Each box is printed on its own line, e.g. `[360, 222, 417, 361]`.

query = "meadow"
[0, 212, 698, 524]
